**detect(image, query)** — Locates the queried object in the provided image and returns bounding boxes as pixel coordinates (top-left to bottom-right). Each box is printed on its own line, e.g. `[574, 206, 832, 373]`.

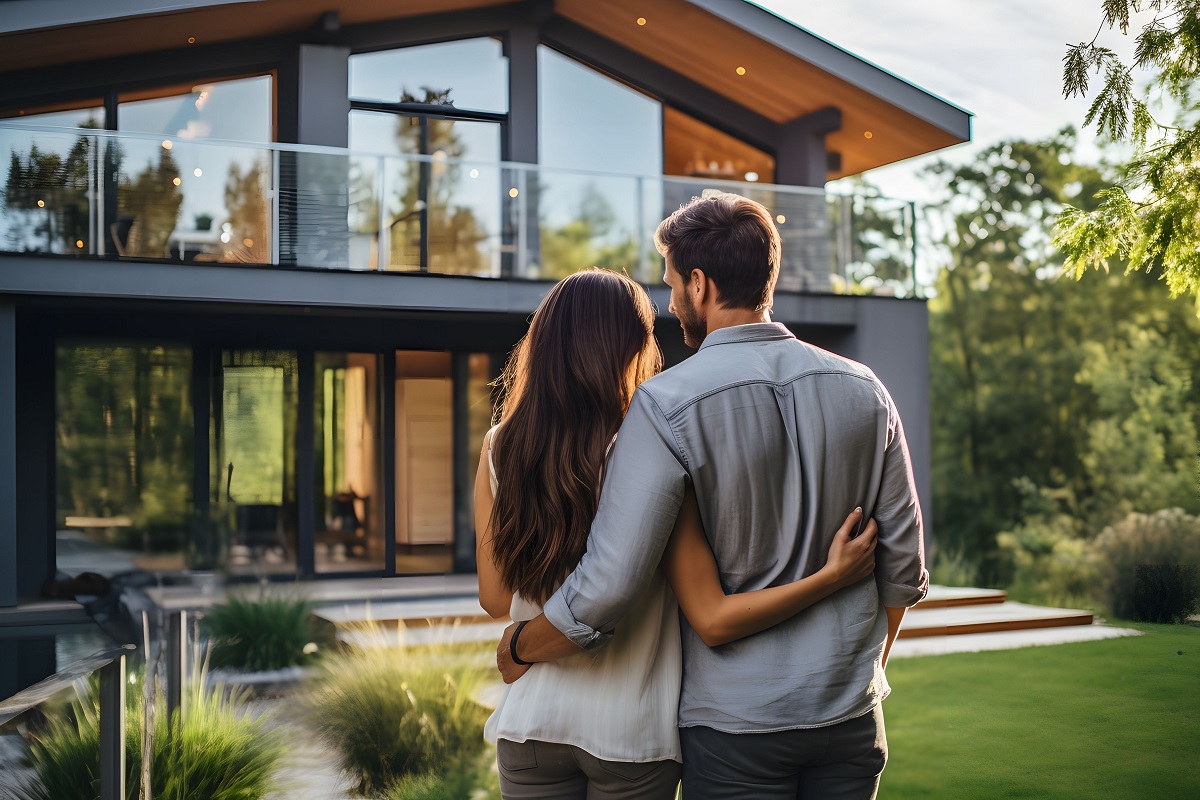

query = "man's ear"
[689, 268, 708, 305]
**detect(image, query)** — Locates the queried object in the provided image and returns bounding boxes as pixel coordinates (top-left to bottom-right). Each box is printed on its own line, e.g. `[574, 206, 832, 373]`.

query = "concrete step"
[914, 585, 1006, 610]
[899, 601, 1093, 639]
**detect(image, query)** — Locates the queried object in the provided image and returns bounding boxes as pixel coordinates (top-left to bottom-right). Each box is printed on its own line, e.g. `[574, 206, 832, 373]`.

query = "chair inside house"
[233, 503, 288, 564]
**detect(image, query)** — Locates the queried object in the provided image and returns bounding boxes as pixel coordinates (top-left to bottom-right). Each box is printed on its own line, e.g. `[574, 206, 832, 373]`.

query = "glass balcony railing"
[0, 125, 920, 296]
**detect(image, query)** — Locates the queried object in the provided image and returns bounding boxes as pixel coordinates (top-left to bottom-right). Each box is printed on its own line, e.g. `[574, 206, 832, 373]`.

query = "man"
[498, 192, 928, 798]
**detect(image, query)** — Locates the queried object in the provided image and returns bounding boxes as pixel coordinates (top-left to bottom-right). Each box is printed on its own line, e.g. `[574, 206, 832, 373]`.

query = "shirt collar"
[697, 322, 795, 351]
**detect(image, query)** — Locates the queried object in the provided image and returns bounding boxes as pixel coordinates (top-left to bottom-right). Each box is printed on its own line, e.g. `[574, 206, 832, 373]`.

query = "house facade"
[0, 0, 970, 604]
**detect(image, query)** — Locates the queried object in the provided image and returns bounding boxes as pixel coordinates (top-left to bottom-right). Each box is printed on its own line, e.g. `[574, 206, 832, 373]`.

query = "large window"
[315, 352, 384, 573]
[212, 349, 298, 575]
[349, 39, 507, 112]
[56, 342, 194, 576]
[348, 40, 507, 275]
[115, 76, 273, 262]
[537, 47, 662, 279]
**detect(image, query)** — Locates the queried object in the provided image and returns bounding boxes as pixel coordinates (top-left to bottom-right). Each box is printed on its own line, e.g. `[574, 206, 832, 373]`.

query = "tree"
[925, 129, 1200, 582]
[1056, 0, 1200, 312]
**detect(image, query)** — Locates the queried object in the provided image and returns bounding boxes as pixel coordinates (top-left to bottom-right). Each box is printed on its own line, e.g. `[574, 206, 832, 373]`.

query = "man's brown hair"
[654, 192, 781, 312]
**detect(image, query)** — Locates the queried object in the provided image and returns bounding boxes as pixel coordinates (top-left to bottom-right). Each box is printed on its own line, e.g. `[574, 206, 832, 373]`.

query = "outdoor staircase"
[900, 586, 1094, 639]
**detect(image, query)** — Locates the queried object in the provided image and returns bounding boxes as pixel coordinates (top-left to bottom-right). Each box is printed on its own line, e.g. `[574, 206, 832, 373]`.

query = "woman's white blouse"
[482, 428, 682, 763]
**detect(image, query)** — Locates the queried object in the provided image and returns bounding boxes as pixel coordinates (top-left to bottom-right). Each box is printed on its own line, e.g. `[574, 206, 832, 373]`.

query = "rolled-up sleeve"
[873, 388, 929, 608]
[543, 389, 688, 649]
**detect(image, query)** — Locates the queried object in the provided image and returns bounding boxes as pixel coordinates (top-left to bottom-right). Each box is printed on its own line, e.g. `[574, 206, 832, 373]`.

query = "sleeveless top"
[482, 426, 682, 762]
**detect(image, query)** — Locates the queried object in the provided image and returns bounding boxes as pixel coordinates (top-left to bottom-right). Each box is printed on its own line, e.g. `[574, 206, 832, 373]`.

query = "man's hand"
[496, 620, 532, 684]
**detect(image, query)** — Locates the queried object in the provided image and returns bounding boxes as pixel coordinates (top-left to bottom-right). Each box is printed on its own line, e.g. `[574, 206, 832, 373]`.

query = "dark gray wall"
[0, 303, 15, 606]
[832, 297, 932, 547]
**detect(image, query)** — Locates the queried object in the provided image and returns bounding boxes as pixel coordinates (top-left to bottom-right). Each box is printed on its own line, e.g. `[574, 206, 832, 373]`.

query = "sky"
[756, 0, 1146, 202]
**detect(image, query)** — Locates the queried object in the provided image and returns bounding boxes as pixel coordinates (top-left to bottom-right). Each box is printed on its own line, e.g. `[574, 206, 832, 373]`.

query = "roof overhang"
[0, 0, 971, 178]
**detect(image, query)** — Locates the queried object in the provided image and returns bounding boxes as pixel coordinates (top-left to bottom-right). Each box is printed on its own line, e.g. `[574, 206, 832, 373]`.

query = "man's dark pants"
[679, 704, 887, 799]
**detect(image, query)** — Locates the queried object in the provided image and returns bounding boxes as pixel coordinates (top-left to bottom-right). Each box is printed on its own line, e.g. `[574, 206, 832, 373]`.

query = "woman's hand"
[822, 508, 878, 589]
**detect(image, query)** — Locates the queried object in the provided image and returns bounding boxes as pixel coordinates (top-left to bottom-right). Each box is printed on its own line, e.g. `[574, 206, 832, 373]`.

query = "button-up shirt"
[543, 322, 928, 732]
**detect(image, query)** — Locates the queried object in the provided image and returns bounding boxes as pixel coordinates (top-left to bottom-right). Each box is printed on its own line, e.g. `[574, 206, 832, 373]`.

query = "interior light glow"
[508, 187, 519, 198]
[637, 17, 647, 25]
[735, 66, 746, 75]
[36, 199, 45, 208]
[193, 168, 203, 177]
[776, 214, 786, 224]
[75, 239, 84, 248]
[187, 37, 196, 44]
[172, 177, 182, 186]
[243, 238, 254, 247]
[161, 139, 173, 150]
[469, 169, 480, 178]
[744, 171, 759, 182]
[864, 131, 873, 139]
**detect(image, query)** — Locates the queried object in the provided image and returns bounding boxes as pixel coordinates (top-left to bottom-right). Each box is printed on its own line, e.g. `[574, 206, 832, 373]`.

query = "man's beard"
[676, 292, 707, 349]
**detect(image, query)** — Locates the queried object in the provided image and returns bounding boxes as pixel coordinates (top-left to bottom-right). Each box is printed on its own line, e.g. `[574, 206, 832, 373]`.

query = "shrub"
[1094, 509, 1200, 623]
[929, 544, 978, 588]
[203, 592, 325, 672]
[300, 624, 492, 796]
[996, 513, 1099, 608]
[25, 678, 286, 800]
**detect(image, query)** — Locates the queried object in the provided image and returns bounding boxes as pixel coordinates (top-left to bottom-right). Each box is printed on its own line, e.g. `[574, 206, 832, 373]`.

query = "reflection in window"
[316, 353, 384, 573]
[213, 349, 298, 574]
[349, 111, 501, 274]
[0, 105, 104, 256]
[538, 46, 661, 175]
[115, 76, 272, 262]
[465, 353, 495, 528]
[56, 342, 193, 577]
[537, 47, 662, 280]
[350, 39, 507, 112]
[0, 105, 104, 129]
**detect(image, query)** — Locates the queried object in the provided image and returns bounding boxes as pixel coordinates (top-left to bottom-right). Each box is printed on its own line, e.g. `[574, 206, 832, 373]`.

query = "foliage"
[377, 749, 501, 800]
[880, 623, 1200, 798]
[25, 676, 285, 800]
[3, 138, 92, 252]
[117, 147, 183, 257]
[56, 343, 195, 554]
[539, 183, 641, 280]
[996, 509, 1100, 608]
[299, 626, 492, 796]
[925, 129, 1200, 584]
[1093, 508, 1200, 621]
[202, 592, 324, 672]
[927, 544, 977, 588]
[1056, 0, 1200, 311]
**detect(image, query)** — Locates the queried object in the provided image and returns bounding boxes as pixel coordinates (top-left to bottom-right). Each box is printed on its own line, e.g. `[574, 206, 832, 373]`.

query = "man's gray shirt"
[543, 322, 928, 733]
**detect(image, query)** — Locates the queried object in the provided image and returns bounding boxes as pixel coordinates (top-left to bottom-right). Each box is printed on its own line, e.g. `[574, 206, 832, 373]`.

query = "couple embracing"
[475, 192, 928, 800]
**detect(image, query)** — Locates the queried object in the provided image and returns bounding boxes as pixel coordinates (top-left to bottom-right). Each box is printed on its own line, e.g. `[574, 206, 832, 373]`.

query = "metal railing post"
[98, 651, 127, 800]
[166, 609, 187, 724]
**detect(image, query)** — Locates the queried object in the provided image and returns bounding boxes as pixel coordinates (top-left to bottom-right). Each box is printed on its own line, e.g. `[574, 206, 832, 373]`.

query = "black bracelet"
[509, 620, 534, 666]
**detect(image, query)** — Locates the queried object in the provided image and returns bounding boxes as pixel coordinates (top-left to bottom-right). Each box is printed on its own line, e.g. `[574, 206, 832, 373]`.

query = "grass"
[203, 593, 326, 672]
[880, 622, 1200, 799]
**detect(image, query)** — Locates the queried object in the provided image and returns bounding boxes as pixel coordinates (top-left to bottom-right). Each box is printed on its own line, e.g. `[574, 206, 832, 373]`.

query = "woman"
[475, 269, 878, 799]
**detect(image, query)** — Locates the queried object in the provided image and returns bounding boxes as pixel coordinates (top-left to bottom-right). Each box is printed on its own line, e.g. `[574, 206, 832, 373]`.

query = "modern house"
[0, 0, 971, 605]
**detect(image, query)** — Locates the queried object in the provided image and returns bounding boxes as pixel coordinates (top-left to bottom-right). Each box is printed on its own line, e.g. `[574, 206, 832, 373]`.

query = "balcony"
[0, 125, 919, 297]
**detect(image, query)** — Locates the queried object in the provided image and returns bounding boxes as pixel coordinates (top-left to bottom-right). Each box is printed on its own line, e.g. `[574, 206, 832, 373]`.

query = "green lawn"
[880, 623, 1200, 799]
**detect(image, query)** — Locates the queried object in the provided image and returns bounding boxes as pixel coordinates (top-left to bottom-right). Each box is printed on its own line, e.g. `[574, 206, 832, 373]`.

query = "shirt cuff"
[878, 575, 929, 608]
[543, 591, 613, 650]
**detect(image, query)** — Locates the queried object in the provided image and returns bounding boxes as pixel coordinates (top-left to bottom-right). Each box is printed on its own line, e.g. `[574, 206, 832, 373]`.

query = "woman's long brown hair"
[489, 268, 662, 605]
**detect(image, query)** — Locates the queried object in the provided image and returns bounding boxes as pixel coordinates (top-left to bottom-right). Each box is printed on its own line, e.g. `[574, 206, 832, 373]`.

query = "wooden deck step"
[899, 601, 1093, 639]
[914, 585, 1006, 610]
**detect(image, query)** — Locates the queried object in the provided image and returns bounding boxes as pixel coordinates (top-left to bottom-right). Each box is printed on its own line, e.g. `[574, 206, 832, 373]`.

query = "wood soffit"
[0, 0, 969, 179]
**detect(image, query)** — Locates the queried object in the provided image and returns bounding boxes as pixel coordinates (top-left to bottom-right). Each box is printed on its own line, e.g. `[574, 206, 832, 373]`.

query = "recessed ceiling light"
[637, 17, 647, 26]
[76, 239, 84, 248]
[776, 214, 786, 224]
[864, 131, 873, 139]
[509, 187, 519, 198]
[193, 168, 203, 177]
[172, 177, 182, 186]
[735, 66, 746, 76]
[161, 140, 172, 150]
[36, 199, 45, 207]
[187, 37, 196, 44]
